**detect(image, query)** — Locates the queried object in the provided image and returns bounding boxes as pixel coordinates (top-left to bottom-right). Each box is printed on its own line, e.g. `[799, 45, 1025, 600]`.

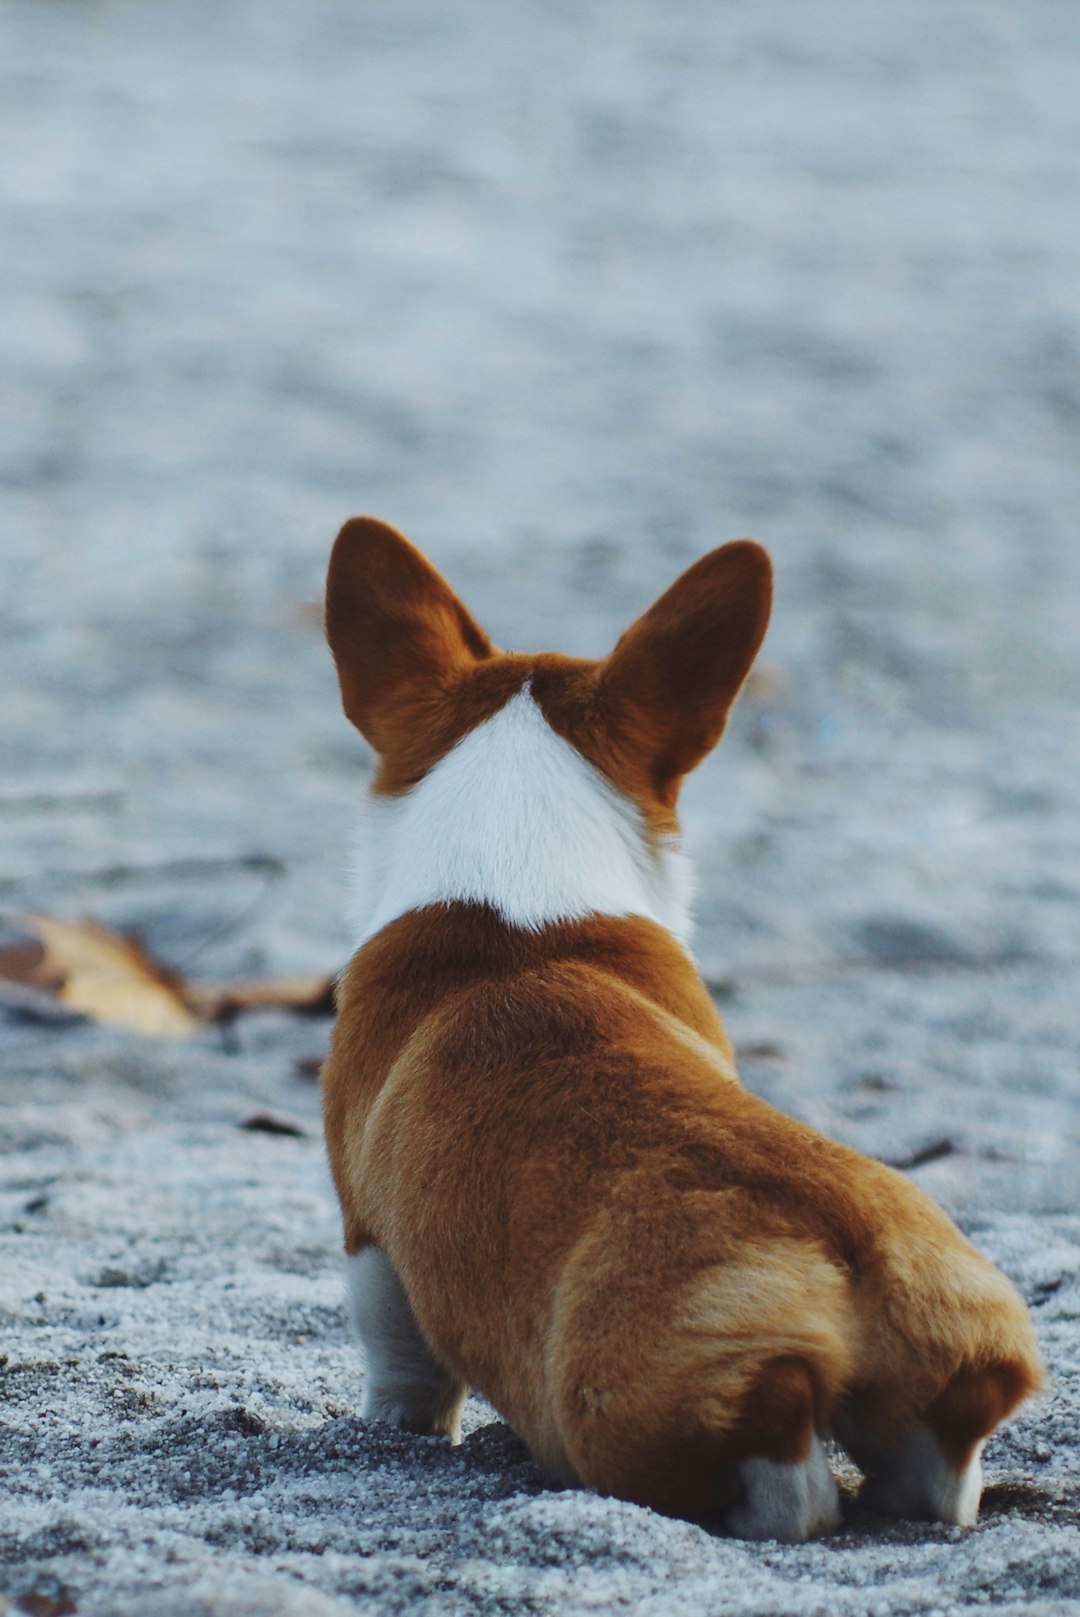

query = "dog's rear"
[322, 518, 1042, 1539]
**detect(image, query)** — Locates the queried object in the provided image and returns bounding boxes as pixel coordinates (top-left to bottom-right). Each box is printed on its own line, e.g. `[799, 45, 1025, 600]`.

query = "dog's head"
[325, 516, 772, 839]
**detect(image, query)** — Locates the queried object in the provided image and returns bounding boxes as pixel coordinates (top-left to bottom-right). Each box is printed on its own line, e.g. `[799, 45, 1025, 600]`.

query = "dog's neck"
[349, 687, 694, 950]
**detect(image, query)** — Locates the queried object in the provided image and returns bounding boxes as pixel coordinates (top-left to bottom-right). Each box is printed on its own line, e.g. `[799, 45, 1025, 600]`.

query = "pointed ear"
[325, 517, 495, 751]
[598, 540, 772, 803]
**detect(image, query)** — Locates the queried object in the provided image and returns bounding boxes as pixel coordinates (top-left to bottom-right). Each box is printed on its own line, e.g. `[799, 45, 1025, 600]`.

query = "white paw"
[361, 1380, 462, 1441]
[726, 1435, 841, 1542]
[346, 1249, 465, 1442]
[860, 1425, 984, 1527]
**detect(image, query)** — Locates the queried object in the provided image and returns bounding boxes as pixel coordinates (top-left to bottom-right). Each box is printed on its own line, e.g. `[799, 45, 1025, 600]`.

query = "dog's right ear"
[326, 517, 495, 752]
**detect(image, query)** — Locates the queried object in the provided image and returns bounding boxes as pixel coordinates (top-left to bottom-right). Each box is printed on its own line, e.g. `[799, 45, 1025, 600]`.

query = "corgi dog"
[321, 517, 1043, 1542]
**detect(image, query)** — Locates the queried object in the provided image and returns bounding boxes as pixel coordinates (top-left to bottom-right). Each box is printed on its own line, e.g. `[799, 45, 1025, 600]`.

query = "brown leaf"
[22, 916, 198, 1038]
[9, 915, 337, 1040]
[186, 974, 335, 1021]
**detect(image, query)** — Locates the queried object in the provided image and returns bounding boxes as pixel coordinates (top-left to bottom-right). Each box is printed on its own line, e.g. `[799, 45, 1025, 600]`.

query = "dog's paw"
[726, 1434, 841, 1542]
[859, 1425, 983, 1526]
[361, 1379, 462, 1441]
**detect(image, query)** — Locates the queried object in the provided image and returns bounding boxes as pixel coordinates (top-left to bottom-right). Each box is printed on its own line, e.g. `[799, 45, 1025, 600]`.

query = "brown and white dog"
[321, 517, 1043, 1541]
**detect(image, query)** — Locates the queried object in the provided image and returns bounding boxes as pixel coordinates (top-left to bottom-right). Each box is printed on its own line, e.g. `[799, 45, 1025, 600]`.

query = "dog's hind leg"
[727, 1431, 840, 1542]
[723, 1355, 841, 1542]
[853, 1424, 984, 1526]
[346, 1247, 466, 1440]
[837, 1358, 1035, 1527]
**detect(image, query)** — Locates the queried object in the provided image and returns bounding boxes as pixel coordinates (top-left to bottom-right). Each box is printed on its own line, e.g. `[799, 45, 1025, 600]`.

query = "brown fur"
[322, 517, 1044, 1521]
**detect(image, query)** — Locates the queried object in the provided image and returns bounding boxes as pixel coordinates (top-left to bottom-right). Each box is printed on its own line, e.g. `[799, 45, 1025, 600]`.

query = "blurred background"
[2, 0, 1078, 1194]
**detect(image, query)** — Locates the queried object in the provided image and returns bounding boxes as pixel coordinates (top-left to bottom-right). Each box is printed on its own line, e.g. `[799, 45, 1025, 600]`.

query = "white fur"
[350, 686, 694, 949]
[727, 1435, 841, 1542]
[860, 1424, 985, 1526]
[346, 1248, 465, 1440]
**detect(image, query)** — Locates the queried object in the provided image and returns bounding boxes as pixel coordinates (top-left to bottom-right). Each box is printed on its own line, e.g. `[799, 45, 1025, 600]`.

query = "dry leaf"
[0, 915, 337, 1040]
[186, 974, 334, 1021]
[23, 916, 198, 1038]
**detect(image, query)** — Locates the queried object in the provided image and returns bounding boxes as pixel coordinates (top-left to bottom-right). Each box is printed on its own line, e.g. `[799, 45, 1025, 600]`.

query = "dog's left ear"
[597, 540, 772, 805]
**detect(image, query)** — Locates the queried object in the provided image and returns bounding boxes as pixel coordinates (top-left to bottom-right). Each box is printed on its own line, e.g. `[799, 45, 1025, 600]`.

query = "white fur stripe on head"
[349, 688, 694, 949]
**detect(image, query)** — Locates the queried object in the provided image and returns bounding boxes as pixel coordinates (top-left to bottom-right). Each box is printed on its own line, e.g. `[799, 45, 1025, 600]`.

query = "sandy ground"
[2, 1, 1079, 1612]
